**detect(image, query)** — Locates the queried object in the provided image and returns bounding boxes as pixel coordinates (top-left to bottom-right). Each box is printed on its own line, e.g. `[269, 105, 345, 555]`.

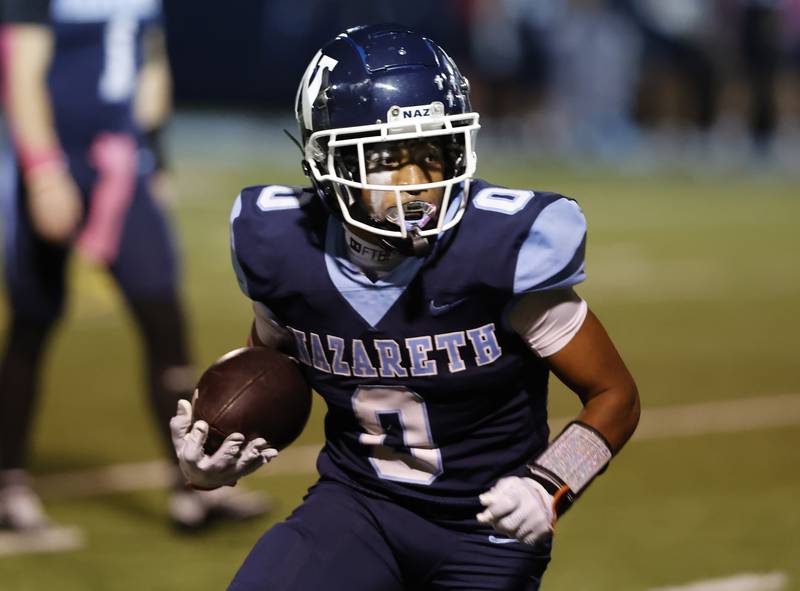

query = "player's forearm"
[250, 302, 296, 354]
[574, 381, 640, 453]
[545, 309, 640, 452]
[134, 26, 172, 132]
[248, 320, 266, 348]
[525, 309, 639, 517]
[1, 25, 62, 165]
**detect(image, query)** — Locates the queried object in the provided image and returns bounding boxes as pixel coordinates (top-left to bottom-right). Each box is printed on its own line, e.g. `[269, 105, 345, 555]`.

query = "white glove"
[476, 476, 555, 545]
[169, 399, 278, 490]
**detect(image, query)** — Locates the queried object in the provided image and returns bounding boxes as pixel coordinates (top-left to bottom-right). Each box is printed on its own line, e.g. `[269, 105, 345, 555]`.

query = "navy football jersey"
[1, 0, 49, 23]
[231, 180, 587, 511]
[46, 0, 161, 149]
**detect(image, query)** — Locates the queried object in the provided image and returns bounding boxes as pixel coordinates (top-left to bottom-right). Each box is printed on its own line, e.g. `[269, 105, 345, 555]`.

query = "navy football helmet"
[295, 24, 480, 251]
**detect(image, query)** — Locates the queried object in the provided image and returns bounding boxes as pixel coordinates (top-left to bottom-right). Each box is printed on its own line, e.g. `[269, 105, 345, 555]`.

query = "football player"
[171, 24, 640, 590]
[0, 0, 268, 532]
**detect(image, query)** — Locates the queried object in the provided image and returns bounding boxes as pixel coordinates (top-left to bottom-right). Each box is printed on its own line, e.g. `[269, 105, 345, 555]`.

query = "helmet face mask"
[306, 115, 478, 239]
[295, 25, 480, 245]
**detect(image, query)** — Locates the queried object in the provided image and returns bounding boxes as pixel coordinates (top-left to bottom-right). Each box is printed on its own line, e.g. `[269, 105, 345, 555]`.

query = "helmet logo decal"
[301, 51, 339, 128]
[388, 102, 445, 123]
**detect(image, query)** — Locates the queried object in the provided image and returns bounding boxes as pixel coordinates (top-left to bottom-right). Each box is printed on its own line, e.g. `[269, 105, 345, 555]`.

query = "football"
[192, 347, 311, 454]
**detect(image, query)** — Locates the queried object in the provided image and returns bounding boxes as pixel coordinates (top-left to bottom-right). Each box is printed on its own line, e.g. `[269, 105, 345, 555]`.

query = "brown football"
[192, 347, 311, 454]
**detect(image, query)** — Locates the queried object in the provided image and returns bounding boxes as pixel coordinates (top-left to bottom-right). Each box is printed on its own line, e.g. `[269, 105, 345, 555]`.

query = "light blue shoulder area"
[513, 198, 587, 294]
[323, 189, 464, 327]
[229, 193, 252, 298]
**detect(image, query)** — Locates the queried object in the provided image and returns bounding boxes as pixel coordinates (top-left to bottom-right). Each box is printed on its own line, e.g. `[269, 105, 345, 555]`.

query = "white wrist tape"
[536, 422, 612, 493]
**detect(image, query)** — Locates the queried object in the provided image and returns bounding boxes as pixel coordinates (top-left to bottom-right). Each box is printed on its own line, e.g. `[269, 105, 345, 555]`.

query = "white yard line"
[33, 392, 800, 501]
[35, 444, 320, 501]
[632, 393, 800, 440]
[648, 572, 788, 591]
[0, 526, 85, 557]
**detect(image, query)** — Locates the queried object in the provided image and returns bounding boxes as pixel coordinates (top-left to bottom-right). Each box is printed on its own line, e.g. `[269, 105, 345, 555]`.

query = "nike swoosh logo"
[428, 297, 467, 316]
[488, 535, 518, 545]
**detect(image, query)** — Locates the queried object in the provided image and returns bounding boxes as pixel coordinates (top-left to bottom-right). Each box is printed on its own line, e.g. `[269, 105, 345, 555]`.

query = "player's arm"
[478, 289, 640, 544]
[134, 23, 171, 133]
[249, 302, 295, 352]
[545, 308, 640, 452]
[0, 0, 83, 243]
[134, 22, 172, 186]
[1, 0, 58, 159]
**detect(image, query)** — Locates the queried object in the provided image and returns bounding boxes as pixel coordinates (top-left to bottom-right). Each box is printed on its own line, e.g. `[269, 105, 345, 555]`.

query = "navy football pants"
[229, 479, 551, 591]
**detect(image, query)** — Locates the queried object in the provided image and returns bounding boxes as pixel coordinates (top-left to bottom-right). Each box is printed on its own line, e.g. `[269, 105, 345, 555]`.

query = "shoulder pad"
[229, 185, 316, 300]
[434, 180, 586, 295]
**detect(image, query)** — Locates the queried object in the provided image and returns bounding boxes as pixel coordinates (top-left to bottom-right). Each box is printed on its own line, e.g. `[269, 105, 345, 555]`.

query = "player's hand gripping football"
[476, 476, 555, 545]
[170, 399, 278, 490]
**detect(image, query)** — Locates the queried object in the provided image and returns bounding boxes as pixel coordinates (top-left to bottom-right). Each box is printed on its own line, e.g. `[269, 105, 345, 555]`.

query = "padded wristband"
[528, 421, 613, 516]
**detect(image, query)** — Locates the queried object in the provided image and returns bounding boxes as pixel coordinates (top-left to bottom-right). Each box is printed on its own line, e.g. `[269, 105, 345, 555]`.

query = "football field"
[1, 122, 798, 590]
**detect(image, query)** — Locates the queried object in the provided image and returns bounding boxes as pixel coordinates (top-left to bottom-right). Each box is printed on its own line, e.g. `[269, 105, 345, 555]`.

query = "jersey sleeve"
[229, 184, 311, 303]
[512, 197, 587, 294]
[3, 0, 50, 23]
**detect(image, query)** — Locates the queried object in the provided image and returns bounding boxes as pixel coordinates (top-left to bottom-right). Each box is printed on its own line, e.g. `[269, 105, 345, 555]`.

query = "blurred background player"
[0, 0, 268, 534]
[171, 24, 641, 590]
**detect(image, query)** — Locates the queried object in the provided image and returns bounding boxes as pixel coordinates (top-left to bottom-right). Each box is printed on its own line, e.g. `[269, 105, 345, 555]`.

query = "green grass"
[1, 145, 798, 589]
[0, 474, 317, 591]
